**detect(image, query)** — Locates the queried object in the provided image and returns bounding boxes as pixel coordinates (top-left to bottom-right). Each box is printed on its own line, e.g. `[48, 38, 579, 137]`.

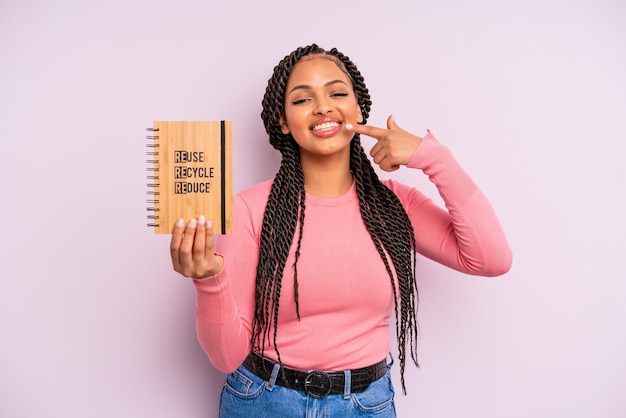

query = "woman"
[170, 44, 512, 417]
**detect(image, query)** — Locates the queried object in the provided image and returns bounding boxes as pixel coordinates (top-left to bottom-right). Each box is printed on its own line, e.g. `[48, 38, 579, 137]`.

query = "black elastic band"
[220, 120, 226, 234]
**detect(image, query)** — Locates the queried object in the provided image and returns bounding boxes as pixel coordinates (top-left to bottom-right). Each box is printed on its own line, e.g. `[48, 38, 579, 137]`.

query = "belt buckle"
[304, 371, 332, 398]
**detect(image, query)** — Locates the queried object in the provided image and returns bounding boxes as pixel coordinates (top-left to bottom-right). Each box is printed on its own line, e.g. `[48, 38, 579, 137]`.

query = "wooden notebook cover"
[147, 121, 233, 234]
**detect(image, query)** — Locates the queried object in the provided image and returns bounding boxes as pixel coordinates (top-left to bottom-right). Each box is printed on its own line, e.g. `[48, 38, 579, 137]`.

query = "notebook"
[146, 121, 233, 234]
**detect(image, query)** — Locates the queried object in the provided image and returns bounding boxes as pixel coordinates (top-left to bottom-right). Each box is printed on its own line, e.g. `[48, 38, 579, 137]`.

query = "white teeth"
[312, 122, 340, 131]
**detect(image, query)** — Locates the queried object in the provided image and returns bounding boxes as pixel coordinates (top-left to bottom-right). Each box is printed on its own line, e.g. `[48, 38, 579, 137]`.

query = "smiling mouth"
[311, 122, 341, 132]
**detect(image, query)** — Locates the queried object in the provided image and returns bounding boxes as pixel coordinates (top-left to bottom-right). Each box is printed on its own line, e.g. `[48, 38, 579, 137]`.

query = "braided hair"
[254, 44, 419, 393]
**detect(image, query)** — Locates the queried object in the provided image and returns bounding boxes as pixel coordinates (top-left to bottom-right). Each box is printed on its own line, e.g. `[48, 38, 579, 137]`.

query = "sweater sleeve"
[394, 131, 512, 276]
[191, 191, 262, 373]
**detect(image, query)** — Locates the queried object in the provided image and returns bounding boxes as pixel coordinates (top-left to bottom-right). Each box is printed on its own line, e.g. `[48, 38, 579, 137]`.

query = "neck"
[300, 153, 353, 198]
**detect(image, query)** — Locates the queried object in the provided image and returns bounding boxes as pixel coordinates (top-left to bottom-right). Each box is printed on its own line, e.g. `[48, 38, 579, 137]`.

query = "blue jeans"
[219, 362, 397, 417]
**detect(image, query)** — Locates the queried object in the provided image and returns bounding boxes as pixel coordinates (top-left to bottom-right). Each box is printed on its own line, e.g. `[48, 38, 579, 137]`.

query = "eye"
[331, 92, 349, 98]
[292, 98, 310, 105]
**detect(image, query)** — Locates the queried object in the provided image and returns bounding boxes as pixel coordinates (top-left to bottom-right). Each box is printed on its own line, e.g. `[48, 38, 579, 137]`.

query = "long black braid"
[254, 44, 419, 393]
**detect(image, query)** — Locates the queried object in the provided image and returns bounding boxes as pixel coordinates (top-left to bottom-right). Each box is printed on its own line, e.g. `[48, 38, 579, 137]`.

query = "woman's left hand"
[347, 114, 422, 172]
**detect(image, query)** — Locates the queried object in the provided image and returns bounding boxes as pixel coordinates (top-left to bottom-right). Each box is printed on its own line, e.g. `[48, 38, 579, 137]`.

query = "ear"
[356, 104, 364, 124]
[279, 115, 290, 134]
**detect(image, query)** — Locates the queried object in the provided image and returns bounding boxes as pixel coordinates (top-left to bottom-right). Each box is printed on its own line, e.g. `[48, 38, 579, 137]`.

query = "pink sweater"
[193, 132, 512, 373]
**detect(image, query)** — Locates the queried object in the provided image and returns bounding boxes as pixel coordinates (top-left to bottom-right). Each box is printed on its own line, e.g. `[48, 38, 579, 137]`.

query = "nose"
[313, 96, 332, 115]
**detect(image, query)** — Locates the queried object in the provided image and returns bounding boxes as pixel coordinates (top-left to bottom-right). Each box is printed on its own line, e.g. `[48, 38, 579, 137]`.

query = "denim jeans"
[219, 362, 397, 417]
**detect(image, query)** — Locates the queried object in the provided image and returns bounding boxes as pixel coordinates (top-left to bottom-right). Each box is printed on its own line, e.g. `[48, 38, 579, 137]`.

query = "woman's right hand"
[170, 216, 223, 279]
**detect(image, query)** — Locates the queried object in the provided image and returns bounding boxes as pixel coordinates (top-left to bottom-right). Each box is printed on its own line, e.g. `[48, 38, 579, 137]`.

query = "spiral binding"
[146, 127, 160, 228]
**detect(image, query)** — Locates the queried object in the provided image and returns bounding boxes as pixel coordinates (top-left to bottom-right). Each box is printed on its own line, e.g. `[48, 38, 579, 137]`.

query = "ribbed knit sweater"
[193, 132, 512, 373]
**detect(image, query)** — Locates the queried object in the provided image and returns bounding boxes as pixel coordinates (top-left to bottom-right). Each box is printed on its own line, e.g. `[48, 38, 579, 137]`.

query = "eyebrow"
[287, 79, 350, 96]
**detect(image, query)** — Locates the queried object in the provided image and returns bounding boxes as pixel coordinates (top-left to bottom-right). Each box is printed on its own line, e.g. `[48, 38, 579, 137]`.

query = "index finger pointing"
[346, 123, 388, 140]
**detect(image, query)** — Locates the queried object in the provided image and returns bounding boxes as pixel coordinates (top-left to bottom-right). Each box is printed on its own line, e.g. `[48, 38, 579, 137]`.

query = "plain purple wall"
[1, 0, 625, 417]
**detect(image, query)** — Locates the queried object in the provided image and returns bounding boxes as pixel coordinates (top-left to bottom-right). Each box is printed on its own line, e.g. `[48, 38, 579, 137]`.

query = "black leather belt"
[242, 352, 387, 398]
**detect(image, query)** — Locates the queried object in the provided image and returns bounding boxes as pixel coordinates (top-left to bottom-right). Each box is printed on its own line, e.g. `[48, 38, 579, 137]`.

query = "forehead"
[287, 56, 353, 88]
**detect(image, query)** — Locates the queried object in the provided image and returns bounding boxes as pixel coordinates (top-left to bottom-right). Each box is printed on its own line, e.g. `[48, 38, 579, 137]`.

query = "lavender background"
[2, 0, 625, 416]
